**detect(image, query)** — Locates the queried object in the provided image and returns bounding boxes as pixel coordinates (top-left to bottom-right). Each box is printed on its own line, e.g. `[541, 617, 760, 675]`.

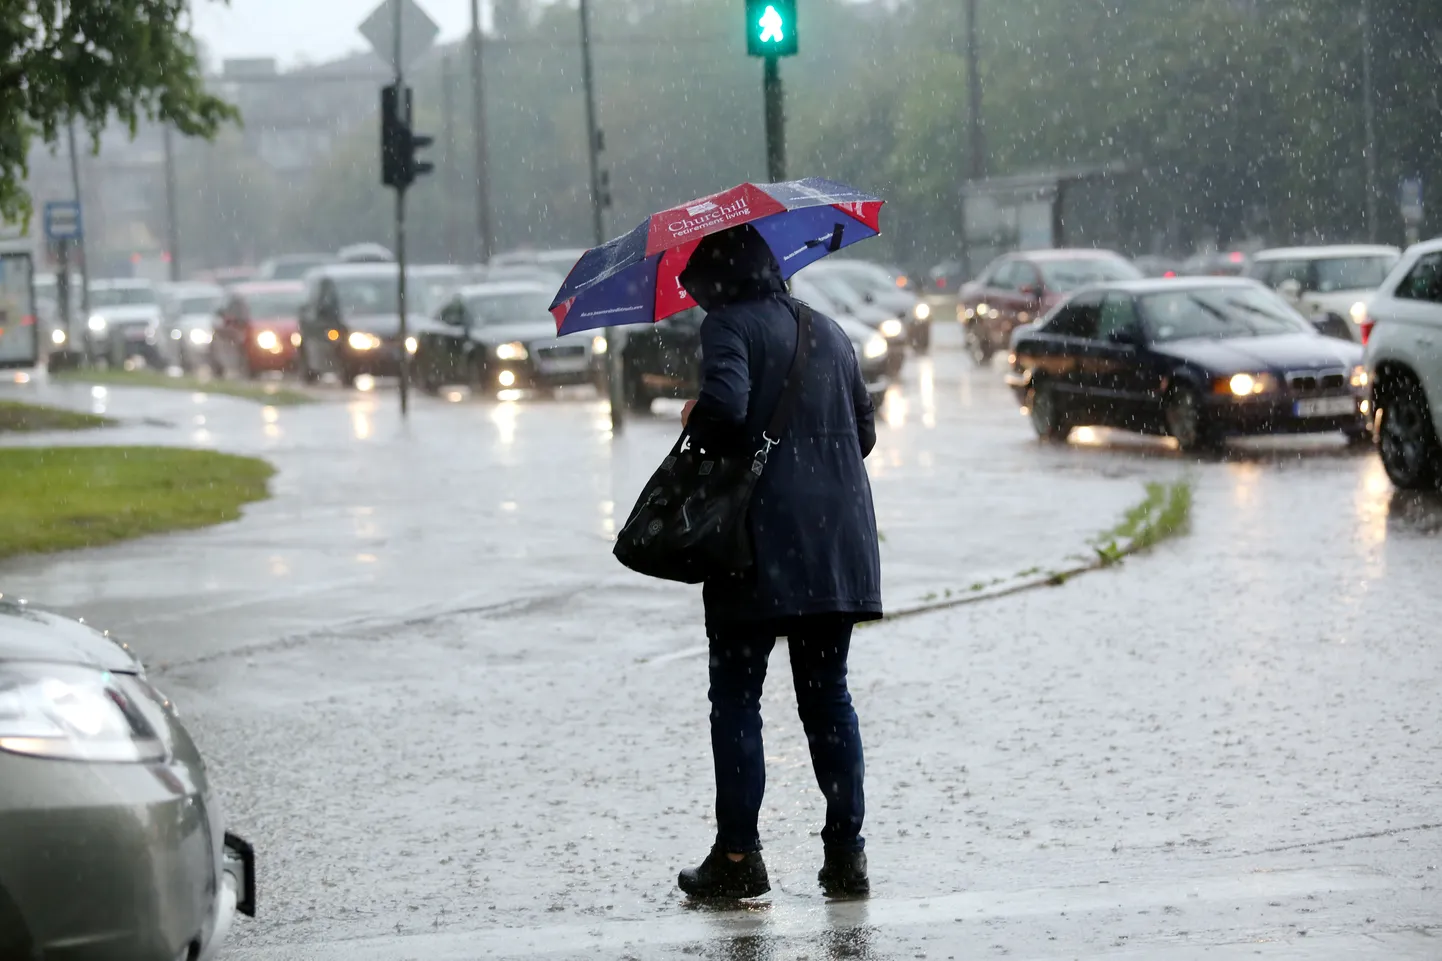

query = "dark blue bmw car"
[1006, 278, 1370, 451]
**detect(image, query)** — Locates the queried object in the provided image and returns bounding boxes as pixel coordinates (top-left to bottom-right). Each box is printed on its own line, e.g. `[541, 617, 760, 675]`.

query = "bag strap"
[756, 303, 812, 462]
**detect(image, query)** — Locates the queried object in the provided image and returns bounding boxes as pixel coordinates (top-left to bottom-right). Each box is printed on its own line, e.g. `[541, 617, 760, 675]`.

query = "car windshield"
[1140, 287, 1312, 342]
[90, 286, 157, 307]
[807, 273, 864, 309]
[1039, 258, 1143, 292]
[247, 291, 304, 317]
[829, 264, 894, 293]
[179, 294, 223, 315]
[464, 290, 552, 326]
[334, 275, 399, 316]
[1313, 256, 1397, 292]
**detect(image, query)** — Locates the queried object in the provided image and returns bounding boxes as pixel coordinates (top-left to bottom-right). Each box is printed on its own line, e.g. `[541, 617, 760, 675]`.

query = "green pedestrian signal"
[746, 0, 798, 58]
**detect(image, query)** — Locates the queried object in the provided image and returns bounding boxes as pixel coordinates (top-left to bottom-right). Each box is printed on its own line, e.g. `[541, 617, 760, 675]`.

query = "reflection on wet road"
[3, 323, 1441, 959]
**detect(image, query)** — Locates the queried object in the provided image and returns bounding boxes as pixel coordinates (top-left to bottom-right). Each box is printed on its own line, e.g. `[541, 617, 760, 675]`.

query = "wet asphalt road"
[2, 323, 1440, 959]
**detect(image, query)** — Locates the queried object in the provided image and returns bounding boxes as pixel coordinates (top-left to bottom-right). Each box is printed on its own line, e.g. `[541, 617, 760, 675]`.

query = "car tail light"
[1228, 251, 1244, 264]
[1163, 271, 1176, 278]
[1358, 316, 1375, 345]
[936, 277, 948, 289]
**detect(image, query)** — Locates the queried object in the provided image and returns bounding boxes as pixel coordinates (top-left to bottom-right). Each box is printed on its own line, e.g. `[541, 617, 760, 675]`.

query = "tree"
[1, 0, 236, 227]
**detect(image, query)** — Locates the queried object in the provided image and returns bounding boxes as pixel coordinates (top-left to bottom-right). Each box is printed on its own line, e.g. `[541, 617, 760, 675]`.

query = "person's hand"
[682, 399, 697, 426]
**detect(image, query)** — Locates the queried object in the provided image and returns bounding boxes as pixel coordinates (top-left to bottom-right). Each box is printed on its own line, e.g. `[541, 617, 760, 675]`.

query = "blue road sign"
[43, 201, 82, 241]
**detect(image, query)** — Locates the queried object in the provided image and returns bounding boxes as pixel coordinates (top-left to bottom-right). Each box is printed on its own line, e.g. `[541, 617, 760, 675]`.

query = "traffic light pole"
[393, 0, 411, 418]
[763, 55, 785, 182]
[579, 0, 622, 433]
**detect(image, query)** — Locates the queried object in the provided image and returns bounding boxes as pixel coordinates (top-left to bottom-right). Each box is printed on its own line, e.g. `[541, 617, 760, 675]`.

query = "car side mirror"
[1022, 283, 1044, 301]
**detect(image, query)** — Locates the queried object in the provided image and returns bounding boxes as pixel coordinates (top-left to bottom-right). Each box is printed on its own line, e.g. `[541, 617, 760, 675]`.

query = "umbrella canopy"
[549, 178, 884, 335]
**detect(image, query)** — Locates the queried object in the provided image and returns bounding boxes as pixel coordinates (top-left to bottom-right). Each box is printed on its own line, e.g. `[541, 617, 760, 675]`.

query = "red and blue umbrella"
[549, 177, 884, 335]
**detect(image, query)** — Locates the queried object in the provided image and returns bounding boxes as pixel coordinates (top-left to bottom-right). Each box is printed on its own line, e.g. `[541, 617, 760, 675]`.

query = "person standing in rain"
[673, 223, 881, 899]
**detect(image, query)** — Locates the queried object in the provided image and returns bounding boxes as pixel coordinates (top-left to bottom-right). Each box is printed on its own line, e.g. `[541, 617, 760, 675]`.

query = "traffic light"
[745, 0, 798, 57]
[380, 83, 435, 190]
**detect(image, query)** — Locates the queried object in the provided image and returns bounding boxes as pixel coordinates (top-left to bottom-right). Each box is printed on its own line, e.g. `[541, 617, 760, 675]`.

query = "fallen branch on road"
[877, 479, 1193, 624]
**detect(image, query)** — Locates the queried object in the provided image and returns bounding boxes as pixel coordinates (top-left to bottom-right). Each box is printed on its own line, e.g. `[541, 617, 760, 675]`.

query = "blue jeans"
[707, 615, 866, 854]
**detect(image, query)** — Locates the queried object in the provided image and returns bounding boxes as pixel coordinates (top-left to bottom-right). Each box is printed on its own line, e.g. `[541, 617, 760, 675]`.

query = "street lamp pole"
[961, 0, 984, 280]
[1360, 0, 1379, 243]
[470, 0, 494, 264]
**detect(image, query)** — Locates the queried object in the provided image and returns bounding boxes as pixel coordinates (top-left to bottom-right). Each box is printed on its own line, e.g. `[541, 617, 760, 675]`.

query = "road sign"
[359, 0, 439, 73]
[43, 201, 82, 241]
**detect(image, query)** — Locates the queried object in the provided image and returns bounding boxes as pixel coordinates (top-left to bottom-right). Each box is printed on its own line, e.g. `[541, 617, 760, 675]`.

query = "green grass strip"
[0, 401, 114, 433]
[0, 446, 274, 559]
[53, 369, 315, 406]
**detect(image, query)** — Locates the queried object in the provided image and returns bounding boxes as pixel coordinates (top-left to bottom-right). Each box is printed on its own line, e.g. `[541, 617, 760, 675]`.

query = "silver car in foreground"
[0, 597, 254, 960]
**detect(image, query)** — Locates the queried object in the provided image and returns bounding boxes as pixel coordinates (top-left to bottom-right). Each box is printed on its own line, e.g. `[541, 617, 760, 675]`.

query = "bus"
[0, 225, 38, 369]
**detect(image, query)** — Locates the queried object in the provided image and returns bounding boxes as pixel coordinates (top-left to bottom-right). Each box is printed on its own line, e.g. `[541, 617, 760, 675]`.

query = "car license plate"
[1295, 396, 1355, 418]
[124, 328, 148, 341]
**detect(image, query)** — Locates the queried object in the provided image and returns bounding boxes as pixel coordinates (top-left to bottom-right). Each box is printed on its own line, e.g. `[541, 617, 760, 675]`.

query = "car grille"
[536, 345, 585, 361]
[1286, 368, 1347, 394]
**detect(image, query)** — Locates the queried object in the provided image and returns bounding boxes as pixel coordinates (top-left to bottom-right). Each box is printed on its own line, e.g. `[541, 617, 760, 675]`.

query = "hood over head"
[679, 224, 787, 312]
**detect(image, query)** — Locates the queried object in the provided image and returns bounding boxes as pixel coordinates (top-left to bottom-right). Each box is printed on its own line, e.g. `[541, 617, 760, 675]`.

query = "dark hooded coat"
[679, 225, 883, 628]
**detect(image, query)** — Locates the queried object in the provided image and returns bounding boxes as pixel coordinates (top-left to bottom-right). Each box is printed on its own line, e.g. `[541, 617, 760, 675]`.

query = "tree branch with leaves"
[1, 0, 237, 227]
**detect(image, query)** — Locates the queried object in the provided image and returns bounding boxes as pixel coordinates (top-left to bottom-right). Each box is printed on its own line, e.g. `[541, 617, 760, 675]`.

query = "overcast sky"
[190, 0, 489, 69]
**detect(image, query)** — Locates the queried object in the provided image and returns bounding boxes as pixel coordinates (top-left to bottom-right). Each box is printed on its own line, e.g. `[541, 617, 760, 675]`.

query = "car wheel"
[1377, 375, 1442, 490]
[965, 325, 993, 366]
[339, 362, 358, 388]
[1027, 380, 1069, 442]
[1164, 386, 1219, 453]
[909, 324, 931, 353]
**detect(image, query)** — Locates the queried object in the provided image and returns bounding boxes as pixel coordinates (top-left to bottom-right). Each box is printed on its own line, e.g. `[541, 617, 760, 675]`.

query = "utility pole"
[1360, 0, 1379, 243]
[470, 0, 494, 264]
[579, 0, 621, 433]
[763, 57, 785, 182]
[441, 52, 459, 263]
[965, 0, 984, 182]
[66, 117, 91, 360]
[393, 0, 411, 416]
[163, 124, 180, 281]
[961, 0, 984, 280]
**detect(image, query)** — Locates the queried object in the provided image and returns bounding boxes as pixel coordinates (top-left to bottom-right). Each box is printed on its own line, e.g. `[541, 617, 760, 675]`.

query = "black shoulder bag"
[613, 304, 813, 584]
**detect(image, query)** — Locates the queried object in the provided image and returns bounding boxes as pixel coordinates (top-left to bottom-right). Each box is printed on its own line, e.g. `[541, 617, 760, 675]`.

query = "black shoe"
[678, 845, 771, 899]
[818, 848, 869, 897]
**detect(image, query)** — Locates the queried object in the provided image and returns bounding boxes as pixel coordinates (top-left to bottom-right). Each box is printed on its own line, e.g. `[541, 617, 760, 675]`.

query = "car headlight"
[1350, 365, 1369, 388]
[862, 334, 889, 359]
[1224, 372, 1277, 396]
[495, 341, 528, 361]
[913, 302, 932, 321]
[255, 329, 280, 351]
[348, 331, 382, 351]
[0, 663, 165, 763]
[50, 328, 67, 345]
[188, 328, 213, 346]
[1349, 301, 1368, 324]
[87, 314, 107, 332]
[170, 328, 183, 340]
[405, 336, 418, 355]
[290, 332, 303, 347]
[879, 318, 905, 339]
[591, 334, 608, 355]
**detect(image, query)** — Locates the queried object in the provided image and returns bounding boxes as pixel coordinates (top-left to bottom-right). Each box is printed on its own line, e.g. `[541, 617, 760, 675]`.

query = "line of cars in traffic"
[944, 238, 1442, 491]
[35, 248, 932, 417]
